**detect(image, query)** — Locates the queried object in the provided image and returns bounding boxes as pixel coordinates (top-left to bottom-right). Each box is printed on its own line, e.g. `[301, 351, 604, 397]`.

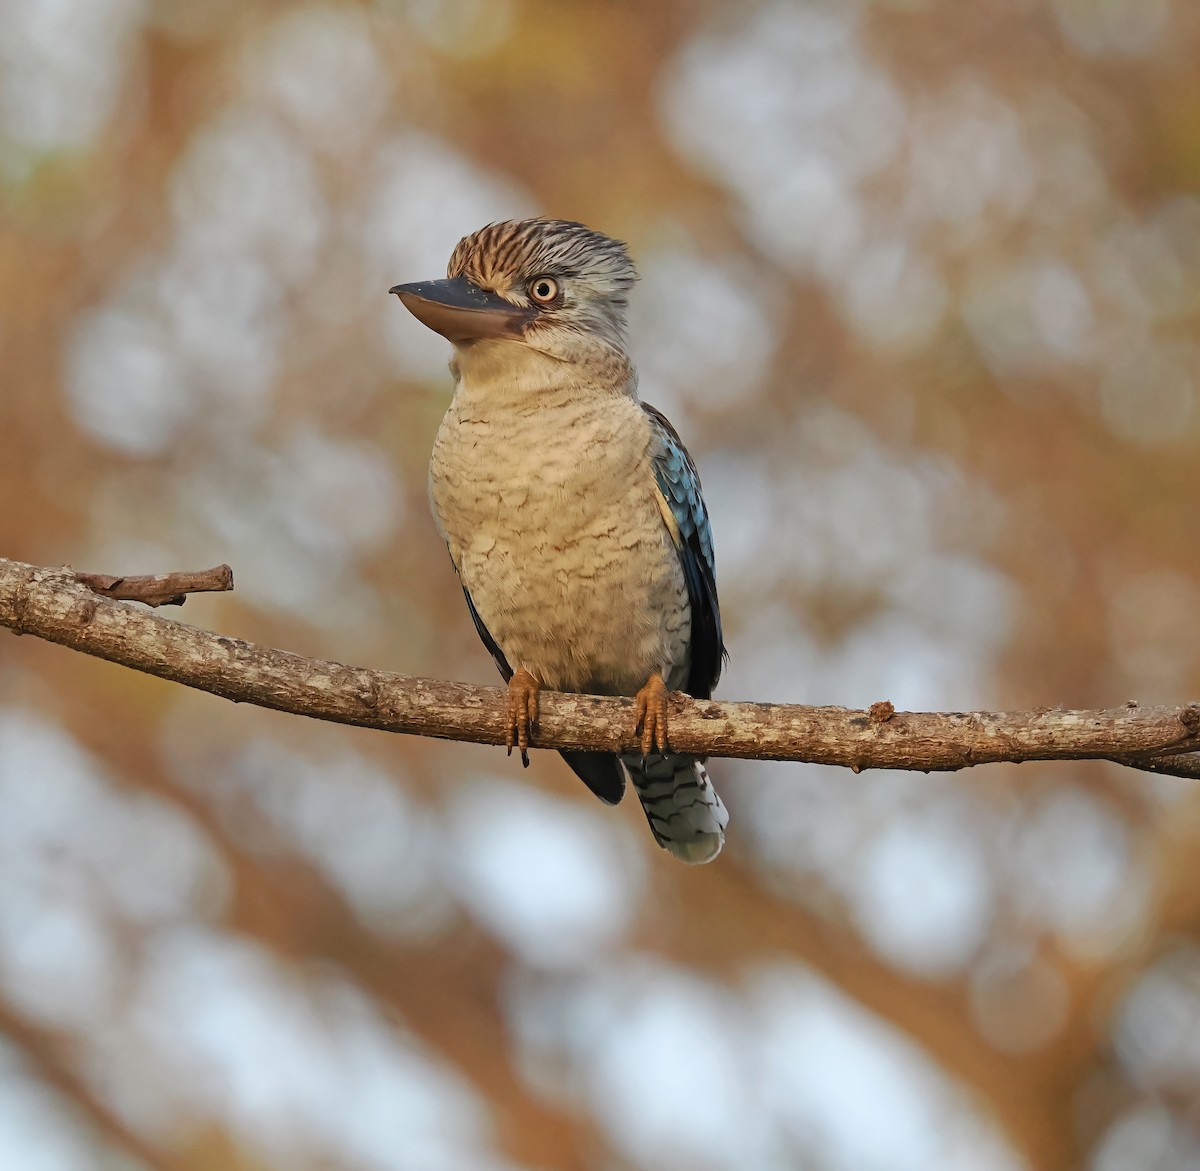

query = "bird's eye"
[529, 276, 559, 304]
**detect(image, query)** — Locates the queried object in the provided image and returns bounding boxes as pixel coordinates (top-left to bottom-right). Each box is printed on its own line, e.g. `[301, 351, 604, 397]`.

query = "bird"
[390, 218, 728, 863]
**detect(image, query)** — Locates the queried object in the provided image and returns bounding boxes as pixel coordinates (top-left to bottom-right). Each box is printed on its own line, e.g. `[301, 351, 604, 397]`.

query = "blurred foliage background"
[2, 1, 1200, 1168]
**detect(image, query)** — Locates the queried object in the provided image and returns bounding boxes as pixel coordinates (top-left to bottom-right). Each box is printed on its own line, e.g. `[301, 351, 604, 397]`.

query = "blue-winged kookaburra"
[390, 218, 728, 863]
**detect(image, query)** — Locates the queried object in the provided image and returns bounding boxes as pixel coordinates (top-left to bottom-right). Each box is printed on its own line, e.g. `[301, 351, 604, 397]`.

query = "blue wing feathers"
[642, 404, 725, 699]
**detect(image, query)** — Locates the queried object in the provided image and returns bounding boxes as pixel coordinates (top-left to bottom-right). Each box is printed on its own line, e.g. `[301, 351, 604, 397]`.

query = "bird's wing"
[460, 579, 513, 682]
[642, 403, 725, 698]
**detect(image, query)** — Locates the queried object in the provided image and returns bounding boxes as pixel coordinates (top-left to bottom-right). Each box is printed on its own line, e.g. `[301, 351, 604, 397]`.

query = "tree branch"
[3, 556, 1200, 777]
[73, 564, 233, 608]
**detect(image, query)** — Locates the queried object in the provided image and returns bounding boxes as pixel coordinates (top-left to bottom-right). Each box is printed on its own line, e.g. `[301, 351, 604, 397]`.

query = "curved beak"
[389, 276, 535, 343]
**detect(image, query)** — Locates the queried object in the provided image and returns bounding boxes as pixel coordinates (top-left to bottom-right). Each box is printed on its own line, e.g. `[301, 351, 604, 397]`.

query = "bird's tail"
[621, 753, 728, 864]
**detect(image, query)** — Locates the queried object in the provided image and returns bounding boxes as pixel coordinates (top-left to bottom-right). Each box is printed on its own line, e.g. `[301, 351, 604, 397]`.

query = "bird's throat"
[451, 336, 637, 406]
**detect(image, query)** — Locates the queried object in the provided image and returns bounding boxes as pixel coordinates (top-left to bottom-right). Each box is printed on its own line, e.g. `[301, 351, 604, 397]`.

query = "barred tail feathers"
[622, 754, 728, 864]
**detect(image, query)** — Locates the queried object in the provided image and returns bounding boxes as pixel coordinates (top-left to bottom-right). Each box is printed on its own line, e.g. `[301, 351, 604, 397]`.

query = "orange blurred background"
[2, 2, 1200, 1169]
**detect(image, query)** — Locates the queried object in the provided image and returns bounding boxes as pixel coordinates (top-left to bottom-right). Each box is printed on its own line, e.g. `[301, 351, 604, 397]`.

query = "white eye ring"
[529, 276, 559, 304]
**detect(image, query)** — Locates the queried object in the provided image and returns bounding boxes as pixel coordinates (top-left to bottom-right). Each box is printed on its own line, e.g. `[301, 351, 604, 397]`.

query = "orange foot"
[506, 668, 540, 768]
[634, 673, 671, 757]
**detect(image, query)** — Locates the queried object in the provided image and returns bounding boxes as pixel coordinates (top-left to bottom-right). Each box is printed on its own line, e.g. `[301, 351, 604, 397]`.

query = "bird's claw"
[634, 673, 670, 756]
[506, 669, 539, 768]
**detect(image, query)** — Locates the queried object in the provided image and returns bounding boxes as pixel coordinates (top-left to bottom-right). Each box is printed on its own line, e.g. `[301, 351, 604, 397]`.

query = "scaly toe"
[633, 673, 670, 756]
[506, 669, 540, 762]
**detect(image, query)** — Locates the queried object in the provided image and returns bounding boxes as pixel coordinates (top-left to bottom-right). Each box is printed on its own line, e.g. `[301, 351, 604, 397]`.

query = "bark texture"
[3, 556, 1199, 778]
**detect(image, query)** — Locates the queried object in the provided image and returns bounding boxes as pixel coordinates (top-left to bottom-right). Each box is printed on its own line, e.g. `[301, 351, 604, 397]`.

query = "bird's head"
[390, 218, 638, 367]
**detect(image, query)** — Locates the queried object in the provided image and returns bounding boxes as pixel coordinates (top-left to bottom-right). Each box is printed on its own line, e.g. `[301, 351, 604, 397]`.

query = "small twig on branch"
[73, 564, 233, 608]
[3, 556, 1200, 778]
